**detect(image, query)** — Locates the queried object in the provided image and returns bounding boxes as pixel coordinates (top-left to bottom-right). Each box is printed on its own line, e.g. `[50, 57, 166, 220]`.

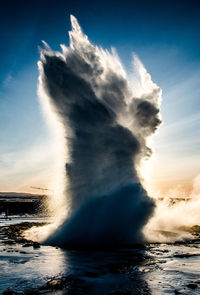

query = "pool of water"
[0, 217, 200, 294]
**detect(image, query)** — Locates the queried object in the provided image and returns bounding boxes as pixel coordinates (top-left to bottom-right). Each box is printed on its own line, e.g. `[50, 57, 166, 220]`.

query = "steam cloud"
[144, 174, 200, 243]
[38, 16, 162, 248]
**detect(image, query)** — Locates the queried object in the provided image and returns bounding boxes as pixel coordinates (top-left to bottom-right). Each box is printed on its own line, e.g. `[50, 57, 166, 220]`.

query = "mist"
[37, 15, 162, 248]
[144, 174, 200, 242]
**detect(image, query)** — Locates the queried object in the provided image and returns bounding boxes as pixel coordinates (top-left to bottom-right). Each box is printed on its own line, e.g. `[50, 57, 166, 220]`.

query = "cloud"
[2, 73, 13, 88]
[0, 141, 56, 192]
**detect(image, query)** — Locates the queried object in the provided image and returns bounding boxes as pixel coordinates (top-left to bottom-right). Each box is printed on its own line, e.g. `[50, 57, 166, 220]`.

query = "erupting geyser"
[38, 16, 162, 248]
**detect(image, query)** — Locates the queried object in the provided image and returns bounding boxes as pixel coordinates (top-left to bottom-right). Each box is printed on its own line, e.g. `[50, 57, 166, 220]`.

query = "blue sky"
[0, 0, 200, 193]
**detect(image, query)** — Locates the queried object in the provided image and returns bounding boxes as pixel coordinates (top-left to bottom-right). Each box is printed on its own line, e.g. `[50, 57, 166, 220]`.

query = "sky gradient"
[0, 0, 200, 195]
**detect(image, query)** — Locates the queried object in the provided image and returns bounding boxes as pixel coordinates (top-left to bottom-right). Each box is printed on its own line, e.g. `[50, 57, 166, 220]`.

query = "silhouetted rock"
[187, 282, 198, 289]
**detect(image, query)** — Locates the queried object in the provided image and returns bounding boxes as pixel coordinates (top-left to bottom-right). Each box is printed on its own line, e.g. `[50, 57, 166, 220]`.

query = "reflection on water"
[0, 243, 150, 294]
[144, 243, 200, 294]
[0, 218, 200, 294]
[0, 216, 54, 226]
[0, 217, 66, 293]
[0, 218, 149, 294]
[0, 244, 67, 292]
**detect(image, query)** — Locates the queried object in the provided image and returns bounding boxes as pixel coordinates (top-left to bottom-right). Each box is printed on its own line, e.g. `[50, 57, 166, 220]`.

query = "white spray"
[35, 16, 162, 248]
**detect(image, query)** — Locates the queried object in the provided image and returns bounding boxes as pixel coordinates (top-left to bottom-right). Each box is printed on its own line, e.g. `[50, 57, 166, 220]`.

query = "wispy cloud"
[0, 140, 56, 192]
[2, 73, 13, 88]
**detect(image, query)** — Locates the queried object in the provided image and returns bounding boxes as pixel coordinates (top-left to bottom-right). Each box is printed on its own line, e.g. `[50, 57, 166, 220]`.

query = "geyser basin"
[38, 15, 162, 249]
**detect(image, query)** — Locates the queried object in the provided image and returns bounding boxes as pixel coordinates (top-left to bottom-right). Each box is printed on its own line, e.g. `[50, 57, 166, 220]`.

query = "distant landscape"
[0, 192, 47, 216]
